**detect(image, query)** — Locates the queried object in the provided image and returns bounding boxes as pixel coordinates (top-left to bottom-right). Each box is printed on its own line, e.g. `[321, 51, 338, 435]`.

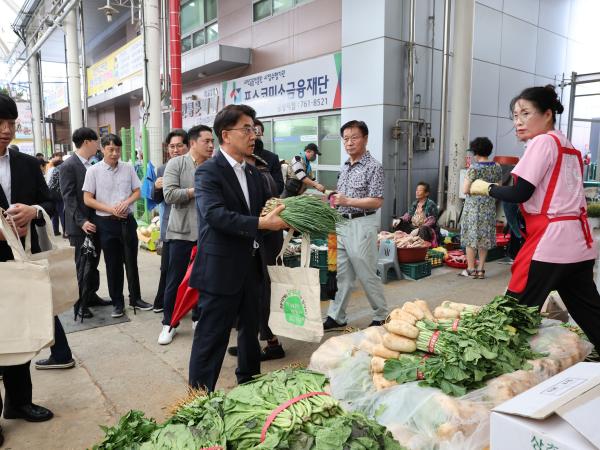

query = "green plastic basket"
[426, 249, 445, 268]
[283, 255, 301, 267]
[400, 261, 432, 280]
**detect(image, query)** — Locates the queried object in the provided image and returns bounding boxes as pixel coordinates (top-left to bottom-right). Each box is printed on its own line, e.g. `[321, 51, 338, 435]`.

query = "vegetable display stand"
[397, 246, 429, 263]
[309, 238, 328, 284]
[400, 261, 432, 280]
[486, 246, 506, 262]
[426, 249, 444, 268]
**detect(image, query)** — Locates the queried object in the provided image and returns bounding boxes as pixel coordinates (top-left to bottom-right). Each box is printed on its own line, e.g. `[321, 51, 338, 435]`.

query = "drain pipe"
[78, 4, 88, 125]
[168, 0, 182, 128]
[405, 0, 417, 212]
[437, 0, 451, 211]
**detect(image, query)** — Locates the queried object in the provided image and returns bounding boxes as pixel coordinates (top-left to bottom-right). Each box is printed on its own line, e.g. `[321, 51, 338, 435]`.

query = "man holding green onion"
[323, 120, 389, 330]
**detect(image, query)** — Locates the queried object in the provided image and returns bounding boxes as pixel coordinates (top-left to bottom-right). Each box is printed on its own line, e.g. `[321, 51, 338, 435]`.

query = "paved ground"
[0, 249, 512, 450]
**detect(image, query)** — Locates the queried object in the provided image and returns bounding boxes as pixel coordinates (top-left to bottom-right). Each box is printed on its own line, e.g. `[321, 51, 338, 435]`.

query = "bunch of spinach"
[93, 410, 158, 450]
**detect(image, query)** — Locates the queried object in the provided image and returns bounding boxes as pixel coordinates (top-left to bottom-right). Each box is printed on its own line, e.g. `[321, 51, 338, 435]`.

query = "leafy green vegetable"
[139, 424, 213, 449]
[93, 410, 158, 450]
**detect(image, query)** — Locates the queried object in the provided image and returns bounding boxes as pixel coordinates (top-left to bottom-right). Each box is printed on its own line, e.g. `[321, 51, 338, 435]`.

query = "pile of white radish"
[370, 299, 481, 391]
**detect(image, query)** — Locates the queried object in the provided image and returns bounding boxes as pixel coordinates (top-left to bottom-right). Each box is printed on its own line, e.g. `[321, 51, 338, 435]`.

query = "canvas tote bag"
[27, 206, 78, 315]
[0, 209, 55, 366]
[268, 232, 324, 343]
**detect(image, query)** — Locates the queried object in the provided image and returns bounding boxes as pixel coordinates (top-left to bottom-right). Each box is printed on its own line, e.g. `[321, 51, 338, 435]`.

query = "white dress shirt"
[76, 152, 92, 170]
[0, 149, 11, 204]
[221, 149, 250, 209]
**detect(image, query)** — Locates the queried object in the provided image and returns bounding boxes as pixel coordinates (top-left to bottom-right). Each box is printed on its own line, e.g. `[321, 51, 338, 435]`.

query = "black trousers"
[153, 240, 170, 309]
[162, 240, 195, 326]
[0, 361, 32, 415]
[50, 316, 72, 363]
[507, 259, 600, 349]
[96, 215, 141, 308]
[51, 199, 65, 236]
[189, 255, 262, 392]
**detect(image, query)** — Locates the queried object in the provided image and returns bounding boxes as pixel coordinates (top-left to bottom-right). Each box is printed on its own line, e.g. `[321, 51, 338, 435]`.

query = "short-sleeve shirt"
[336, 151, 384, 215]
[82, 160, 141, 216]
[512, 130, 597, 263]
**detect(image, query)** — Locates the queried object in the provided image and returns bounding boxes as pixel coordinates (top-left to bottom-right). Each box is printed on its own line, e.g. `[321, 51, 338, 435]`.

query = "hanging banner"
[182, 83, 223, 129]
[44, 83, 68, 115]
[15, 102, 33, 140]
[87, 36, 143, 97]
[223, 52, 341, 117]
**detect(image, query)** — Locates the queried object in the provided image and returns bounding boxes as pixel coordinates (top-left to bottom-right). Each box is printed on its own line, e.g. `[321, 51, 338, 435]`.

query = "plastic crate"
[400, 261, 432, 280]
[397, 246, 429, 263]
[319, 267, 328, 284]
[426, 249, 445, 268]
[283, 254, 301, 267]
[486, 246, 506, 262]
[310, 239, 328, 267]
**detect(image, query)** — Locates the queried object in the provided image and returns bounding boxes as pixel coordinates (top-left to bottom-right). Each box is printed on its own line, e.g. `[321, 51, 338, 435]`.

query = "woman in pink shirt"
[470, 85, 600, 350]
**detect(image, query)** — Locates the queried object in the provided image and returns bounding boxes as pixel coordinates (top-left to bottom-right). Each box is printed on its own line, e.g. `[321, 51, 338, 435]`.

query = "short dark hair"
[305, 143, 318, 152]
[469, 137, 494, 157]
[213, 104, 257, 144]
[165, 128, 188, 146]
[35, 152, 44, 158]
[52, 151, 63, 159]
[0, 94, 18, 120]
[510, 85, 564, 125]
[340, 120, 369, 137]
[188, 125, 212, 142]
[254, 118, 264, 132]
[72, 127, 98, 148]
[417, 181, 430, 193]
[101, 133, 122, 148]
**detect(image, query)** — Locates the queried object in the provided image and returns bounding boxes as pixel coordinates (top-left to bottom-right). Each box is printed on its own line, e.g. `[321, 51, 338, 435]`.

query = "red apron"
[508, 134, 593, 293]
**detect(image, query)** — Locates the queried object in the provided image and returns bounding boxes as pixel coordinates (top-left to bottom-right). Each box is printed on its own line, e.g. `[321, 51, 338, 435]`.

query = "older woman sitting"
[393, 181, 439, 246]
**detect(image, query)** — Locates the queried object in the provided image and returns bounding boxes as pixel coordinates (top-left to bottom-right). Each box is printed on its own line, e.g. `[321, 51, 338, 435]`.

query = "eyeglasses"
[343, 135, 363, 143]
[512, 111, 538, 124]
[226, 126, 261, 136]
[168, 143, 187, 149]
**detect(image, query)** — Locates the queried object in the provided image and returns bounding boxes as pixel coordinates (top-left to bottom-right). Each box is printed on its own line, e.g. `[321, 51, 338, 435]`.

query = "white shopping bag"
[268, 232, 324, 343]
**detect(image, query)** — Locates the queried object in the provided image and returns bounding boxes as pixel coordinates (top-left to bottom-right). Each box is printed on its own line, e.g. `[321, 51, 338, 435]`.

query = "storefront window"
[261, 120, 273, 151]
[318, 115, 341, 166]
[181, 0, 218, 53]
[318, 170, 339, 190]
[253, 0, 311, 21]
[273, 117, 318, 164]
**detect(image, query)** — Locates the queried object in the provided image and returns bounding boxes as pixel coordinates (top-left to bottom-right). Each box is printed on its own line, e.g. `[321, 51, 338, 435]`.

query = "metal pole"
[441, 0, 476, 227]
[168, 0, 182, 128]
[161, 0, 171, 122]
[27, 51, 44, 155]
[406, 0, 416, 214]
[78, 4, 88, 125]
[64, 7, 83, 148]
[436, 0, 451, 211]
[142, 0, 164, 164]
[567, 71, 577, 141]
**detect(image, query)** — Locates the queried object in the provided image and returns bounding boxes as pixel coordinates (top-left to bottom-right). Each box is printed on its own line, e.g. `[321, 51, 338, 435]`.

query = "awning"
[181, 44, 251, 83]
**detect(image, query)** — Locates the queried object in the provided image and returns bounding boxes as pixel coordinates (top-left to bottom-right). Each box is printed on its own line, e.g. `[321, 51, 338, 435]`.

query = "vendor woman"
[470, 85, 600, 350]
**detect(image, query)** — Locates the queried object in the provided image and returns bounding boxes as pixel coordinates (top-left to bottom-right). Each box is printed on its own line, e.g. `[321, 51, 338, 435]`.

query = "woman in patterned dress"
[461, 137, 502, 278]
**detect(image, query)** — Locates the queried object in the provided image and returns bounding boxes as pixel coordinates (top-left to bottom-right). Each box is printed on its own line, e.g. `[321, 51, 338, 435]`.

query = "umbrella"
[74, 235, 100, 322]
[170, 245, 199, 330]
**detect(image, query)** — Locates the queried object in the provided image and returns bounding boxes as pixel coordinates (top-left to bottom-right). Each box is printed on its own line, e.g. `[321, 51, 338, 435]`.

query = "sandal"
[475, 270, 485, 279]
[459, 269, 476, 277]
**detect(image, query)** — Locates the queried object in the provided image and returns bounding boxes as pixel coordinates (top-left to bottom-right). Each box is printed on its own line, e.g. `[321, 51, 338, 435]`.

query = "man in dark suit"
[188, 104, 287, 392]
[253, 118, 284, 195]
[0, 94, 54, 446]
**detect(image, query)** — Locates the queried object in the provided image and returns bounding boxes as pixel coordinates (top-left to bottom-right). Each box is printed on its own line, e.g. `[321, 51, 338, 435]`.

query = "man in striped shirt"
[281, 143, 326, 197]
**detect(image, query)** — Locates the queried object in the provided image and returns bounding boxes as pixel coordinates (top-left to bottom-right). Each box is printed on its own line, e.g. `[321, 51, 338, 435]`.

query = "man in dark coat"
[0, 94, 54, 447]
[188, 104, 287, 392]
[253, 119, 284, 196]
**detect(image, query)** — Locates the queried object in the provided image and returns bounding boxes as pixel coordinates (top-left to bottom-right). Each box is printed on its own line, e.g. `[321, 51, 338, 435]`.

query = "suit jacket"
[189, 150, 268, 296]
[59, 153, 94, 237]
[0, 149, 54, 262]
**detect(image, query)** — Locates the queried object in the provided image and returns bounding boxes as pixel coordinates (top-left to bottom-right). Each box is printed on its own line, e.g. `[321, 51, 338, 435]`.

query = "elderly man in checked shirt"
[323, 120, 389, 330]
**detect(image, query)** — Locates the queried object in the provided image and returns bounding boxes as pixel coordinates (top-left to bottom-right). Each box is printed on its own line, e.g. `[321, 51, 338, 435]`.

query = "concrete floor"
[0, 249, 512, 450]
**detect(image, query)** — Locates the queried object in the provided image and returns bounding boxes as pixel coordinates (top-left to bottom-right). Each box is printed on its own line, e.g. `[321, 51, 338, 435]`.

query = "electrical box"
[415, 135, 434, 152]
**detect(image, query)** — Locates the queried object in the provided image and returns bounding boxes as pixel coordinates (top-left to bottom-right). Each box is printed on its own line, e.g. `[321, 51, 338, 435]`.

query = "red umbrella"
[169, 245, 199, 330]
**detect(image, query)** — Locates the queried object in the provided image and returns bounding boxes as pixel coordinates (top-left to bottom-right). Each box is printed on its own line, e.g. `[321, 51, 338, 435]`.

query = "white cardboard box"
[490, 362, 600, 450]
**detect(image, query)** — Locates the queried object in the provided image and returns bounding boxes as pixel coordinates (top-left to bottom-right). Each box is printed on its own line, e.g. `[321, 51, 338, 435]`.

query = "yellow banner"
[87, 35, 143, 97]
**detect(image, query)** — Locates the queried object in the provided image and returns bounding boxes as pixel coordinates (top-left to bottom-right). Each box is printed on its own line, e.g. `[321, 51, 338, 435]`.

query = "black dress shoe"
[3, 403, 54, 422]
[368, 320, 385, 327]
[87, 295, 112, 307]
[323, 316, 347, 330]
[261, 344, 285, 361]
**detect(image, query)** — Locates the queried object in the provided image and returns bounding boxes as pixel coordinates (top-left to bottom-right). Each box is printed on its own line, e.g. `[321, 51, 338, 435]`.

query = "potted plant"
[587, 202, 600, 229]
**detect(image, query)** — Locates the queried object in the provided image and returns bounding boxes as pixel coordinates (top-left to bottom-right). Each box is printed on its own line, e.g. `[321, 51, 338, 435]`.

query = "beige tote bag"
[268, 232, 324, 343]
[0, 209, 55, 366]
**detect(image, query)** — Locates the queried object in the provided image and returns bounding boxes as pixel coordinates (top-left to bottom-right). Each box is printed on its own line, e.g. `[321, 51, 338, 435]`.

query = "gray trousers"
[327, 212, 389, 323]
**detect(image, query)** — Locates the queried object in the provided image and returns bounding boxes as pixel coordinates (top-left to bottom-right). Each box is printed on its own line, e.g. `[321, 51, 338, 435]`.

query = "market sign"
[87, 36, 143, 97]
[44, 83, 68, 115]
[15, 101, 33, 140]
[182, 83, 223, 129]
[222, 52, 341, 117]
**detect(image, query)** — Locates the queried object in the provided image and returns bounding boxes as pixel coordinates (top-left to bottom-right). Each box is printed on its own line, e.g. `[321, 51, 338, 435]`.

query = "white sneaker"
[158, 325, 176, 345]
[192, 320, 198, 330]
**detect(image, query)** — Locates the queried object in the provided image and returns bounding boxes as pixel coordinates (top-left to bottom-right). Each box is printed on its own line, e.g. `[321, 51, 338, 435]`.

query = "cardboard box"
[490, 362, 600, 450]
